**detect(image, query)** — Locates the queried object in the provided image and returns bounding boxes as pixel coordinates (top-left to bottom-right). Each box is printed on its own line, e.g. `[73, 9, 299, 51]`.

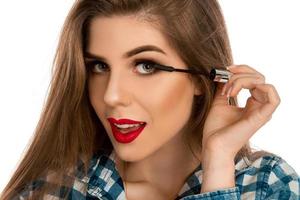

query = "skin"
[86, 15, 281, 199]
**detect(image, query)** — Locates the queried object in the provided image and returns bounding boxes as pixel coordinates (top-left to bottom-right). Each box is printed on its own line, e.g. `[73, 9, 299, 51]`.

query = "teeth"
[114, 123, 144, 129]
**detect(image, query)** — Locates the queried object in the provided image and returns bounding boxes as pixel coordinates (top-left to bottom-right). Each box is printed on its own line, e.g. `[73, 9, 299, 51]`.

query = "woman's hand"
[200, 64, 281, 193]
[202, 64, 281, 160]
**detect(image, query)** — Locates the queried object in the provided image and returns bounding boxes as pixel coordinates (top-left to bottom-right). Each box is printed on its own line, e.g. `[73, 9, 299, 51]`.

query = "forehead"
[86, 15, 173, 57]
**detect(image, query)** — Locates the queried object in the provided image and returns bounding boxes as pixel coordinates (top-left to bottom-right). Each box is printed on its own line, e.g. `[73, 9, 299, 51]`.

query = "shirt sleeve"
[178, 155, 300, 200]
[10, 180, 44, 200]
[179, 186, 241, 200]
[10, 179, 71, 200]
[263, 157, 300, 200]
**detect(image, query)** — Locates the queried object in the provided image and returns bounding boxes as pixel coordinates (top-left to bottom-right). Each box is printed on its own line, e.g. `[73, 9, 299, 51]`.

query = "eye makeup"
[84, 58, 163, 75]
[84, 56, 235, 105]
[84, 55, 233, 83]
[137, 62, 233, 83]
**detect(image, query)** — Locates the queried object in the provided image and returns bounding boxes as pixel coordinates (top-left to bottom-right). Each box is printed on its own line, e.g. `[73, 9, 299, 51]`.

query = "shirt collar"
[78, 150, 253, 198]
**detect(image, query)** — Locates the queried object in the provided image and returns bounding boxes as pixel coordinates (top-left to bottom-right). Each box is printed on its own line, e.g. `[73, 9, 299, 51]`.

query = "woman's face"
[87, 15, 201, 162]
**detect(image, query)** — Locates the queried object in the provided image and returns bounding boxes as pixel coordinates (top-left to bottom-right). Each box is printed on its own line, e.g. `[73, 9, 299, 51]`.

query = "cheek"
[157, 78, 193, 115]
[88, 78, 105, 117]
[143, 76, 194, 136]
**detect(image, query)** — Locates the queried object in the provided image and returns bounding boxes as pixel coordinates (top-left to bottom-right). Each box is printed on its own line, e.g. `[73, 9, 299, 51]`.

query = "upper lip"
[107, 117, 146, 125]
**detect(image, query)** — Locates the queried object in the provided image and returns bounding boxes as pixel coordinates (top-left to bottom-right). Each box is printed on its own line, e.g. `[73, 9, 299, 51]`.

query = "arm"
[179, 155, 300, 200]
[200, 151, 236, 193]
[178, 151, 241, 200]
[178, 64, 280, 200]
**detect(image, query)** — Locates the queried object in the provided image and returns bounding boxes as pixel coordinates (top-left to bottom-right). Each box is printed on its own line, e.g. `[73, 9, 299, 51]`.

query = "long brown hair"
[1, 0, 268, 199]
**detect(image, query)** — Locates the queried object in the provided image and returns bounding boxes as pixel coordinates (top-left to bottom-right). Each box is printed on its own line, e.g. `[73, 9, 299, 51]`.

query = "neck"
[114, 132, 201, 197]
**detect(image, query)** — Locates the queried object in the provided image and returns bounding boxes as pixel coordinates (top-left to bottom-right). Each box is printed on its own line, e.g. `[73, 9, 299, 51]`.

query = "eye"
[134, 59, 159, 75]
[85, 60, 108, 74]
[84, 58, 161, 75]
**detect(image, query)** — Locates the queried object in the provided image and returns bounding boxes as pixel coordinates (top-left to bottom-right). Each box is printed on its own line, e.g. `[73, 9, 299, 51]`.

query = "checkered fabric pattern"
[14, 150, 300, 199]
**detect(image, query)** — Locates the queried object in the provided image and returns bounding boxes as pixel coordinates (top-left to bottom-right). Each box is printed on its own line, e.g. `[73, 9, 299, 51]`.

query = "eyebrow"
[84, 45, 167, 61]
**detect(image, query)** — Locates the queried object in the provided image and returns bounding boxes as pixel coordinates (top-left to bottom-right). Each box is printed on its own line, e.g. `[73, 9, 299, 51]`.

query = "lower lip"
[109, 123, 146, 143]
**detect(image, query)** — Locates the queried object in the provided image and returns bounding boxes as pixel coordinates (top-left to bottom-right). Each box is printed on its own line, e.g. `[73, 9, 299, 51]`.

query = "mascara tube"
[209, 68, 233, 83]
[210, 68, 235, 106]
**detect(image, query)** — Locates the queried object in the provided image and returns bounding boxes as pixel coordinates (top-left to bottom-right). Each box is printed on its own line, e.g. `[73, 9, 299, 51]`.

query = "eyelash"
[85, 59, 161, 76]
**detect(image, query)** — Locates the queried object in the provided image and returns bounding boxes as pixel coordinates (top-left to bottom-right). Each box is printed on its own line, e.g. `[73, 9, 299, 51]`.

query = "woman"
[1, 0, 299, 199]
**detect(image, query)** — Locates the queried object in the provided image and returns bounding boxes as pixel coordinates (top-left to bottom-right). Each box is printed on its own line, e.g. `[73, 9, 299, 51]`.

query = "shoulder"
[236, 152, 300, 199]
[12, 150, 115, 199]
[12, 174, 87, 200]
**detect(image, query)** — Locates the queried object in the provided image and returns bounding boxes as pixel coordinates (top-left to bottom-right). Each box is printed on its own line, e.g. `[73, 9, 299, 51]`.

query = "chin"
[113, 144, 154, 163]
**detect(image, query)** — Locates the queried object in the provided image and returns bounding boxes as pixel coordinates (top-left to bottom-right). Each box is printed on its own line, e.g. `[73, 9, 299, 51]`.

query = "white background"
[1, 0, 299, 193]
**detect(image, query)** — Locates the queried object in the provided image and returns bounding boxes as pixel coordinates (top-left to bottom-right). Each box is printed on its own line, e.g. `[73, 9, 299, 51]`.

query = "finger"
[250, 88, 269, 103]
[228, 73, 264, 85]
[227, 75, 265, 97]
[227, 64, 265, 76]
[222, 73, 261, 95]
[223, 64, 265, 95]
[214, 83, 231, 105]
[254, 84, 281, 118]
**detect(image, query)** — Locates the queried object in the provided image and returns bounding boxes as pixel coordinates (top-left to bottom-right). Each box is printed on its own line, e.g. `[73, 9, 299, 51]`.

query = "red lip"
[107, 117, 146, 143]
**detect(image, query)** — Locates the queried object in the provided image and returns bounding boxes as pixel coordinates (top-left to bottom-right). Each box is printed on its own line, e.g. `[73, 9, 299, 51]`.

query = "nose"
[103, 72, 131, 108]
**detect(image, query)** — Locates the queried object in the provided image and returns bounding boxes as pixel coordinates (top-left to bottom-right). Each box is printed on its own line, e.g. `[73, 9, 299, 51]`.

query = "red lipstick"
[107, 118, 146, 143]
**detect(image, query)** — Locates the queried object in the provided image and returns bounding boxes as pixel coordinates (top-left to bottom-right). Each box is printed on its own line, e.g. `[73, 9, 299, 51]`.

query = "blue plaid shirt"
[15, 150, 300, 199]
